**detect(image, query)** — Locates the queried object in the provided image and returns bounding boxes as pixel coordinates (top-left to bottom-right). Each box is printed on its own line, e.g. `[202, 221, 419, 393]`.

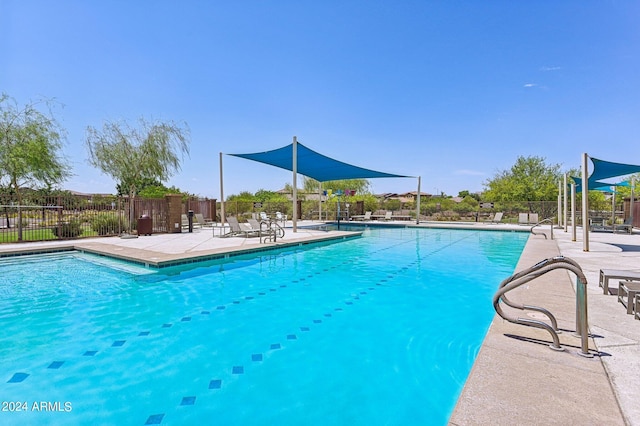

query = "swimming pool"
[0, 227, 528, 425]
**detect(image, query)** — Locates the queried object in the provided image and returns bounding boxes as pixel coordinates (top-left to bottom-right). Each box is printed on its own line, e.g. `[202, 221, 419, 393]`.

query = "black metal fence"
[0, 194, 215, 244]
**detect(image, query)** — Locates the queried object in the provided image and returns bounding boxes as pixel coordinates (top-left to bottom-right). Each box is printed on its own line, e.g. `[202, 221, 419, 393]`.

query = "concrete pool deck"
[1, 220, 638, 425]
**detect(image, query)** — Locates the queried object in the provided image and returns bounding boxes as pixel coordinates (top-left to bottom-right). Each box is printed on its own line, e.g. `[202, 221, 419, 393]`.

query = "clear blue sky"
[2, 1, 639, 198]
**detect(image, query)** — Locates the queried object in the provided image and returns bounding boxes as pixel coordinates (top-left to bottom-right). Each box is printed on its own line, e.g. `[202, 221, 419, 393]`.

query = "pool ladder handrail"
[530, 217, 554, 240]
[259, 219, 285, 243]
[493, 256, 591, 357]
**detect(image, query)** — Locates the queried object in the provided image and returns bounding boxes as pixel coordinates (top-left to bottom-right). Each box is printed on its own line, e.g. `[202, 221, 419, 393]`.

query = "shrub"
[52, 220, 83, 238]
[90, 213, 122, 236]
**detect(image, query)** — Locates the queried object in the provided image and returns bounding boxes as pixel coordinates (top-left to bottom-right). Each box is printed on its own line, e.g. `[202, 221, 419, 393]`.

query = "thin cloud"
[523, 83, 537, 88]
[540, 66, 562, 72]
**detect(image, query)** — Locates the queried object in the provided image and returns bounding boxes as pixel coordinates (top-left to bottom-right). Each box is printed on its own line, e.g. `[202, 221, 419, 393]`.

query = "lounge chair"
[382, 211, 392, 221]
[275, 211, 287, 224]
[353, 211, 372, 221]
[529, 213, 539, 224]
[182, 213, 203, 229]
[195, 213, 213, 228]
[599, 268, 640, 294]
[613, 217, 633, 234]
[223, 217, 260, 238]
[518, 213, 529, 225]
[260, 212, 269, 221]
[487, 212, 504, 224]
[247, 218, 267, 233]
[249, 218, 284, 240]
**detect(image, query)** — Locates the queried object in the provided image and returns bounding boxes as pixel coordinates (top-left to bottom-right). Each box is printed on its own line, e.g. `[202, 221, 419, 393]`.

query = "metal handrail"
[493, 256, 591, 357]
[530, 217, 554, 240]
[259, 219, 285, 243]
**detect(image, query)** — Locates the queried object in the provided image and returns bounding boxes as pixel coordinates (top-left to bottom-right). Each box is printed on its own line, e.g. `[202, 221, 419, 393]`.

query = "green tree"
[483, 156, 561, 210]
[116, 177, 162, 197]
[254, 189, 287, 203]
[138, 184, 183, 199]
[458, 190, 480, 202]
[86, 117, 190, 234]
[302, 176, 371, 194]
[0, 94, 71, 239]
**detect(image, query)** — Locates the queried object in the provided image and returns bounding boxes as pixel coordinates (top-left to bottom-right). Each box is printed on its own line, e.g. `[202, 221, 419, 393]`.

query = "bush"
[52, 220, 83, 238]
[90, 213, 122, 236]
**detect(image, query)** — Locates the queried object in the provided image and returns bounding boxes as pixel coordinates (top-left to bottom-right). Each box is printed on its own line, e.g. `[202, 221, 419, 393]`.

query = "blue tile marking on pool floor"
[7, 372, 29, 383]
[144, 413, 164, 424]
[4, 229, 484, 424]
[180, 396, 196, 406]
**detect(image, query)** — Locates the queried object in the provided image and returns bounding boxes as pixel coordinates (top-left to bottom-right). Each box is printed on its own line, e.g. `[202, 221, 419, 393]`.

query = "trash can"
[137, 214, 152, 236]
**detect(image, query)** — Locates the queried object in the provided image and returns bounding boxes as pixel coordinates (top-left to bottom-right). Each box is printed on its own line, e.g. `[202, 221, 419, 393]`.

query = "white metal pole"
[318, 181, 322, 222]
[557, 179, 562, 230]
[612, 190, 616, 226]
[219, 152, 225, 226]
[416, 176, 421, 224]
[582, 153, 589, 251]
[631, 176, 635, 225]
[292, 136, 298, 233]
[571, 183, 576, 241]
[563, 173, 568, 232]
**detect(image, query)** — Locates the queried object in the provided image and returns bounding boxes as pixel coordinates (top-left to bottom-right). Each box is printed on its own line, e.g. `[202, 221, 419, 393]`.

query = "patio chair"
[249, 218, 284, 240]
[518, 213, 529, 225]
[223, 217, 260, 238]
[275, 211, 288, 224]
[260, 212, 269, 221]
[181, 214, 190, 230]
[598, 268, 640, 294]
[382, 211, 392, 221]
[613, 217, 633, 234]
[353, 211, 372, 221]
[195, 213, 213, 228]
[529, 213, 539, 224]
[487, 212, 504, 224]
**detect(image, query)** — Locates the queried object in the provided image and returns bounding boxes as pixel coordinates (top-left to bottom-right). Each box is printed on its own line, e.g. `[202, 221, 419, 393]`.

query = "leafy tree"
[116, 177, 162, 197]
[0, 94, 71, 239]
[86, 117, 190, 233]
[138, 184, 183, 199]
[254, 189, 287, 203]
[302, 176, 371, 194]
[483, 156, 561, 210]
[458, 190, 480, 201]
[226, 191, 255, 201]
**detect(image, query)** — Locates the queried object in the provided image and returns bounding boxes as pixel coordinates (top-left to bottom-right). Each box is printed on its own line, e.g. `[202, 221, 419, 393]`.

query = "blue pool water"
[0, 227, 528, 425]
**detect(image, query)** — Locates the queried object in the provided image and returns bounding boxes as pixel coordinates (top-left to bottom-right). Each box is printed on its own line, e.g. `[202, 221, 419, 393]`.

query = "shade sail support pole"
[558, 179, 562, 231]
[631, 176, 635, 225]
[318, 181, 322, 221]
[563, 173, 568, 232]
[416, 176, 421, 224]
[582, 153, 589, 251]
[219, 152, 225, 226]
[293, 136, 298, 233]
[571, 183, 577, 241]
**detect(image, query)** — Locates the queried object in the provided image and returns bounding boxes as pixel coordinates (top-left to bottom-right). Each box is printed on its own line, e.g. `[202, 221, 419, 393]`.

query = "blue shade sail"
[572, 177, 617, 193]
[589, 158, 640, 182]
[229, 142, 411, 182]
